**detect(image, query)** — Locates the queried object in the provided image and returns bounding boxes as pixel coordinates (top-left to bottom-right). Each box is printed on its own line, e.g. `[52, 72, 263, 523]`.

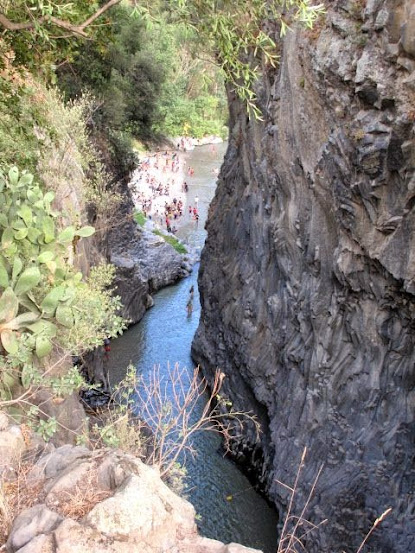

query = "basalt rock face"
[192, 1, 415, 551]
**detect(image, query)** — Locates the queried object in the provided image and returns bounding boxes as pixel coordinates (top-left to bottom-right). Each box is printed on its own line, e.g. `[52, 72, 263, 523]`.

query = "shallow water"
[107, 143, 278, 553]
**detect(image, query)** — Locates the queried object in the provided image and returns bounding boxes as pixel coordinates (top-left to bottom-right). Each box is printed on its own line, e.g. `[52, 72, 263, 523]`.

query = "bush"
[0, 167, 125, 435]
[91, 364, 259, 480]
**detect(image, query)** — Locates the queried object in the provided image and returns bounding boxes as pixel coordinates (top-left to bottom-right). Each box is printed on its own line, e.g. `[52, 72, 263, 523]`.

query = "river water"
[107, 143, 278, 552]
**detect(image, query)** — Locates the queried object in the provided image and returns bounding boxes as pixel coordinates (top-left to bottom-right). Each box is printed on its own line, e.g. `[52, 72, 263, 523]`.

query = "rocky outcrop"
[106, 182, 192, 325]
[4, 444, 262, 553]
[192, 1, 415, 551]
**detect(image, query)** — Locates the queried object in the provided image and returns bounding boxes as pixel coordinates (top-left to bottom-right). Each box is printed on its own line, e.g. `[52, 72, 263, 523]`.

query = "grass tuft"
[153, 229, 187, 254]
[134, 210, 147, 226]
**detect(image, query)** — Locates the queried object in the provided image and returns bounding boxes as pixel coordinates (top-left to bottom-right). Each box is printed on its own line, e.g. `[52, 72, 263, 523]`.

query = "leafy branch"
[0, 0, 122, 38]
[169, 0, 325, 117]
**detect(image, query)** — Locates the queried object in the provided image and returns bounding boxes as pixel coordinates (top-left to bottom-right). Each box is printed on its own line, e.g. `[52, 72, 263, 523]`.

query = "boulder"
[5, 446, 263, 553]
[0, 421, 25, 477]
[7, 504, 62, 551]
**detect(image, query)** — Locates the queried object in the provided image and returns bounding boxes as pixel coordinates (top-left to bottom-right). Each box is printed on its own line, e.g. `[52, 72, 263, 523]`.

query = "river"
[106, 143, 278, 553]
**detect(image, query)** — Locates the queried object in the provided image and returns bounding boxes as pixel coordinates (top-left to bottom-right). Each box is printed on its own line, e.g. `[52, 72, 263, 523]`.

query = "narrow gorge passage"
[105, 143, 278, 553]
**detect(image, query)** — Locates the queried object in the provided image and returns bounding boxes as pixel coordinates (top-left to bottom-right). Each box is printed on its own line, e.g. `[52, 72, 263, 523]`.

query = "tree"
[168, 0, 325, 115]
[0, 1, 124, 73]
[0, 0, 121, 38]
[1, 0, 325, 114]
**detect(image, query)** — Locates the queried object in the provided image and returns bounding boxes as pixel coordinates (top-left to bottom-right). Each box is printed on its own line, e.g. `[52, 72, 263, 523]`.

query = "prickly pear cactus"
[0, 166, 95, 398]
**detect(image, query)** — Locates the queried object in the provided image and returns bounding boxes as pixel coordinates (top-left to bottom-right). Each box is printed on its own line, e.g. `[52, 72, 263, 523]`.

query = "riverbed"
[106, 143, 278, 552]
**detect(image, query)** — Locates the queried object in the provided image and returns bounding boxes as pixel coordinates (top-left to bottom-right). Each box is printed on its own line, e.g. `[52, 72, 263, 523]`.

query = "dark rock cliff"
[192, 1, 415, 551]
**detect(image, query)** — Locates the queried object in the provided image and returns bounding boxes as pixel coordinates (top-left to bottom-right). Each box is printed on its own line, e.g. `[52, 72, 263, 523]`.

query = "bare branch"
[0, 0, 122, 38]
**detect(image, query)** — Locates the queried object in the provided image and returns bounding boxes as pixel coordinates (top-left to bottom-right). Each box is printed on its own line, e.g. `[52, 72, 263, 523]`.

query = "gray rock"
[0, 411, 8, 431]
[14, 534, 54, 553]
[192, 1, 415, 551]
[397, 56, 415, 73]
[225, 545, 262, 553]
[0, 425, 25, 476]
[86, 470, 195, 548]
[29, 445, 91, 483]
[401, 5, 415, 57]
[107, 186, 189, 326]
[7, 505, 62, 552]
[6, 447, 262, 553]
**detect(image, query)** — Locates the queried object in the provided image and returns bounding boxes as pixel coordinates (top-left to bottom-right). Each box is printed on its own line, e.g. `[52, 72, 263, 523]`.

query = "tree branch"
[78, 0, 121, 32]
[0, 0, 122, 38]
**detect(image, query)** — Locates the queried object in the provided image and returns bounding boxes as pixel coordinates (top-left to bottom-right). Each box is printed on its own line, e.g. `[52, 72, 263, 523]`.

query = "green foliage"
[3, 0, 325, 125]
[57, 4, 228, 143]
[0, 76, 46, 173]
[165, 462, 188, 496]
[58, 9, 164, 141]
[0, 1, 121, 78]
[0, 166, 125, 401]
[0, 71, 91, 193]
[82, 157, 122, 221]
[134, 211, 147, 227]
[0, 166, 92, 361]
[66, 264, 125, 351]
[141, 20, 228, 138]
[27, 406, 58, 441]
[153, 230, 187, 254]
[167, 0, 325, 117]
[49, 366, 85, 397]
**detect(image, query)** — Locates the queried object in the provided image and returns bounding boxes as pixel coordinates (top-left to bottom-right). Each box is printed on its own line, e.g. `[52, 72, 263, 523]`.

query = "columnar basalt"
[192, 1, 415, 551]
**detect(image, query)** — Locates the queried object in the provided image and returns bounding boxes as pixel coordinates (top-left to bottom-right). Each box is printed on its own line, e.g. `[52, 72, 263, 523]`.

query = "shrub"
[91, 364, 260, 480]
[0, 166, 125, 426]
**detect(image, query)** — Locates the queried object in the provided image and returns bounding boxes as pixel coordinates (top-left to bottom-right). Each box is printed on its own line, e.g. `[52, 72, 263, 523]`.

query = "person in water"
[186, 285, 194, 316]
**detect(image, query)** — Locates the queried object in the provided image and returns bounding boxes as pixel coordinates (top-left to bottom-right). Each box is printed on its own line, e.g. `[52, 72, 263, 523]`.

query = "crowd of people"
[129, 148, 199, 233]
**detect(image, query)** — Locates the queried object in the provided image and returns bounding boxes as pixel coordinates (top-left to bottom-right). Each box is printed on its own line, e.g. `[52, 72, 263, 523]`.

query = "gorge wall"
[192, 0, 415, 551]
